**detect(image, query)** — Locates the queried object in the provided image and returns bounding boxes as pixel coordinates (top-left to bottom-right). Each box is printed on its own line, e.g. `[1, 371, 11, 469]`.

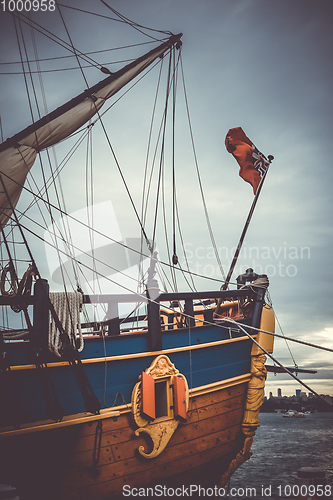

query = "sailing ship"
[0, 5, 276, 499]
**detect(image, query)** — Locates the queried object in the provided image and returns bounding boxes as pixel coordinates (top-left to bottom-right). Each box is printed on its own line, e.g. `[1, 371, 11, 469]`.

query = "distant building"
[277, 388, 282, 397]
[323, 395, 333, 405]
[296, 389, 301, 398]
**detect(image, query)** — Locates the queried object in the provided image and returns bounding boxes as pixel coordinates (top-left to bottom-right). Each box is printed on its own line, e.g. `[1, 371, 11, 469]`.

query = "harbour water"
[227, 412, 333, 499]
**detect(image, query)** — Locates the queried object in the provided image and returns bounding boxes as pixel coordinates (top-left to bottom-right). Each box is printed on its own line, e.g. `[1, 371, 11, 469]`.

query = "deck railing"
[0, 285, 264, 352]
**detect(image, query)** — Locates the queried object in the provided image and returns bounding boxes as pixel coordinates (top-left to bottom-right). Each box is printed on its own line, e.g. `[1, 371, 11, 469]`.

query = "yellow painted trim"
[251, 305, 275, 355]
[0, 407, 122, 438]
[10, 334, 255, 371]
[189, 373, 251, 397]
[0, 372, 250, 438]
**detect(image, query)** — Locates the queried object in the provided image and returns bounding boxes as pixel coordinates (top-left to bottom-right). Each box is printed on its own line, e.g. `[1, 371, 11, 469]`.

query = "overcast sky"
[0, 0, 332, 397]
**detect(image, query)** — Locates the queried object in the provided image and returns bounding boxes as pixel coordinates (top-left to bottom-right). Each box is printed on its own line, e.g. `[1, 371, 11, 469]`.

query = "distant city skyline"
[267, 386, 332, 398]
[265, 373, 333, 398]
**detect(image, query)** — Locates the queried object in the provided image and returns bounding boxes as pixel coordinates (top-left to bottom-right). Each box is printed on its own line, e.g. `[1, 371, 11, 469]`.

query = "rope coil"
[48, 291, 83, 357]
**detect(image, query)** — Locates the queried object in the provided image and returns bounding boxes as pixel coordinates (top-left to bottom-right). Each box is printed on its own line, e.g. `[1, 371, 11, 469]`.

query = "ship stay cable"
[3, 13, 104, 414]
[23, 13, 74, 283]
[175, 199, 197, 293]
[3, 19, 107, 316]
[141, 67, 170, 228]
[167, 48, 199, 295]
[0, 61, 139, 76]
[1, 163, 331, 411]
[17, 9, 80, 338]
[0, 207, 155, 301]
[0, 115, 4, 142]
[8, 54, 181, 261]
[58, 2, 172, 39]
[56, 2, 102, 298]
[151, 50, 173, 253]
[3, 215, 329, 363]
[0, 179, 228, 287]
[180, 56, 226, 283]
[0, 42, 157, 68]
[0, 175, 226, 296]
[3, 191, 330, 362]
[159, 52, 180, 292]
[273, 306, 298, 369]
[139, 56, 166, 296]
[67, 38, 180, 263]
[13, 12, 65, 275]
[35, 53, 169, 201]
[10, 11, 103, 71]
[1, 204, 226, 300]
[99, 0, 172, 39]
[56, 1, 152, 312]
[228, 319, 333, 409]
[15, 55, 160, 232]
[1, 19, 228, 303]
[247, 284, 298, 369]
[225, 320, 333, 355]
[1, 11, 182, 260]
[3, 220, 330, 408]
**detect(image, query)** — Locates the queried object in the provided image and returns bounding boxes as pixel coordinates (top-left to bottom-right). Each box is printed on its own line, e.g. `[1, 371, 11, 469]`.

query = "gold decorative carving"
[242, 354, 267, 435]
[218, 353, 268, 487]
[219, 435, 253, 487]
[131, 355, 189, 459]
[145, 354, 180, 379]
[134, 420, 179, 459]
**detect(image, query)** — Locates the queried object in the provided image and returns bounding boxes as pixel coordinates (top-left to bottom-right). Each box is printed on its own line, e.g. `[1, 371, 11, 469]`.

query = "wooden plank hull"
[1, 295, 274, 498]
[0, 382, 247, 500]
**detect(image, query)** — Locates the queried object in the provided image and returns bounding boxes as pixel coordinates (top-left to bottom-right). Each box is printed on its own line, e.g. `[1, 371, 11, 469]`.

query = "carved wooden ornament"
[131, 355, 189, 459]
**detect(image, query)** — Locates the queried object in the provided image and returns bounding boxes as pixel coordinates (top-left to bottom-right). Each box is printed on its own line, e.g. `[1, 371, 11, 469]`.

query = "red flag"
[225, 127, 269, 195]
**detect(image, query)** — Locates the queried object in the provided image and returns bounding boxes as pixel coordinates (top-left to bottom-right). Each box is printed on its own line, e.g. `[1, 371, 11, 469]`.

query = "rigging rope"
[180, 55, 226, 284]
[11, 11, 102, 70]
[229, 318, 333, 408]
[274, 306, 298, 368]
[0, 60, 138, 75]
[0, 194, 228, 288]
[223, 319, 333, 355]
[151, 49, 173, 250]
[99, 1, 172, 40]
[171, 47, 178, 267]
[0, 41, 156, 66]
[0, 115, 4, 142]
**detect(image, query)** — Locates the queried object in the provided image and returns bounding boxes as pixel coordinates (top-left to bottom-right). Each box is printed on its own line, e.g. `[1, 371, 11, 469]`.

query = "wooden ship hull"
[0, 285, 274, 499]
[2, 382, 246, 499]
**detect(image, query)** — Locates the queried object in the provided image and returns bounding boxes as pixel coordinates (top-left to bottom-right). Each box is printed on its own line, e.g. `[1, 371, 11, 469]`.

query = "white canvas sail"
[0, 34, 182, 227]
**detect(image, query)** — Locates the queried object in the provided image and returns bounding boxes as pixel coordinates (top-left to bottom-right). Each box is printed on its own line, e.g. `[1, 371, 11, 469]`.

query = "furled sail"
[0, 34, 182, 227]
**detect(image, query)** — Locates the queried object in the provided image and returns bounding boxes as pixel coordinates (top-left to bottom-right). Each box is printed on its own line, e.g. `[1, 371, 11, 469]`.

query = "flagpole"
[221, 154, 274, 291]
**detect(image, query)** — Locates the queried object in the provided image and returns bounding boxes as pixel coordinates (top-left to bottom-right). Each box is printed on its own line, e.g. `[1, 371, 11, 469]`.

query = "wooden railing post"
[32, 278, 50, 354]
[107, 301, 120, 336]
[147, 295, 161, 351]
[184, 299, 195, 328]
